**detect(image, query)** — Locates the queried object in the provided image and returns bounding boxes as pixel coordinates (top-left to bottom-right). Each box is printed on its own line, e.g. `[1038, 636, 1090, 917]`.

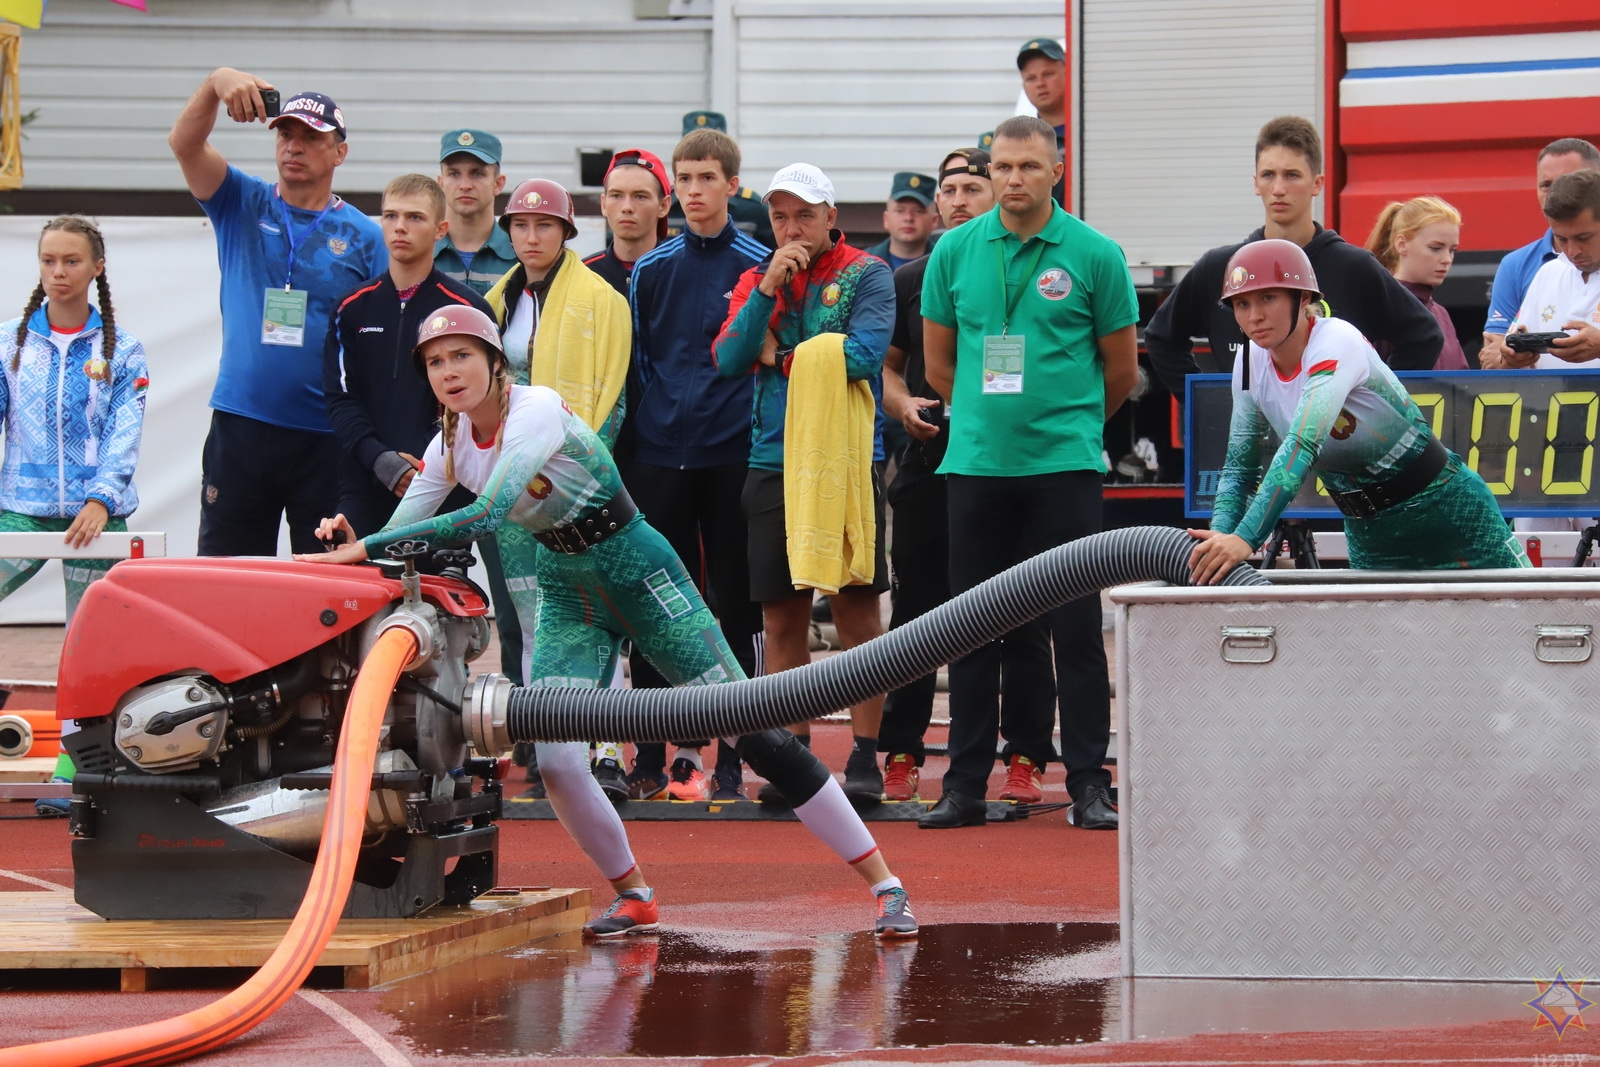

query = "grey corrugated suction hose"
[488, 525, 1266, 748]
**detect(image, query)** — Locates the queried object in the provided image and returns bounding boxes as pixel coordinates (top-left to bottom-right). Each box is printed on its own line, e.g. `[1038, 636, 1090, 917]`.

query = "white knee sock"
[536, 741, 637, 881]
[792, 777, 878, 867]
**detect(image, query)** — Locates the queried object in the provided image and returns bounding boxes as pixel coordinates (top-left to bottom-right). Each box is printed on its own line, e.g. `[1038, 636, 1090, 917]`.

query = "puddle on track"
[379, 921, 1119, 1058]
[376, 921, 1535, 1059]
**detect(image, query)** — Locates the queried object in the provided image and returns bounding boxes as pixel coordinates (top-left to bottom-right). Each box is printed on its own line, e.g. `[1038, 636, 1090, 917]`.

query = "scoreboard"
[1185, 369, 1600, 519]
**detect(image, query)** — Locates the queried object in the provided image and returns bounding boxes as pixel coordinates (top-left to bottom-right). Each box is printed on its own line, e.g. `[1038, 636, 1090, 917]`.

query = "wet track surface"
[379, 922, 1121, 1058]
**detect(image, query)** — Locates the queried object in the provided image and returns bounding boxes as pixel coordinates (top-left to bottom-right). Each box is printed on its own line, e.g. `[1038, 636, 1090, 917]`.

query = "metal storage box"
[1113, 571, 1600, 981]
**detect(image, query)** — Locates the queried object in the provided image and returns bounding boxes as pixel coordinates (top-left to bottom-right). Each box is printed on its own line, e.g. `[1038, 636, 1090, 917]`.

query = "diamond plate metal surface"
[1119, 588, 1600, 981]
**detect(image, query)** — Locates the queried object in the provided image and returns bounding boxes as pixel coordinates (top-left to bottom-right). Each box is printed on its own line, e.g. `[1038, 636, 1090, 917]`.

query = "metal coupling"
[380, 607, 443, 670]
[462, 673, 512, 756]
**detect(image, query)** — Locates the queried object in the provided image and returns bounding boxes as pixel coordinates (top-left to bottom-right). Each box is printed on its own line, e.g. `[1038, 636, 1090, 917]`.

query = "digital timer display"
[1185, 369, 1600, 518]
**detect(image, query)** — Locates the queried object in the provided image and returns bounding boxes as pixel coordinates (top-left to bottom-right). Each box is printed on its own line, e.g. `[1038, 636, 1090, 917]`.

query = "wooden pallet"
[0, 886, 588, 990]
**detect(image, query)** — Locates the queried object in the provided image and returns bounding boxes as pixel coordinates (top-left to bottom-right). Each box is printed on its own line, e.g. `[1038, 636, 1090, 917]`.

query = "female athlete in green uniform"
[1189, 239, 1530, 583]
[299, 306, 918, 939]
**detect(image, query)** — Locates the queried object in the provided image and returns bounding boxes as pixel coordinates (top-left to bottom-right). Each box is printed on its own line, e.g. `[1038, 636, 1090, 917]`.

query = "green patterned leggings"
[0, 511, 129, 621]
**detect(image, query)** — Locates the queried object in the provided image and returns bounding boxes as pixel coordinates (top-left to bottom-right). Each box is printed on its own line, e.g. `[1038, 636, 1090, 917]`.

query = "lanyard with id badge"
[262, 193, 334, 347]
[983, 239, 1044, 394]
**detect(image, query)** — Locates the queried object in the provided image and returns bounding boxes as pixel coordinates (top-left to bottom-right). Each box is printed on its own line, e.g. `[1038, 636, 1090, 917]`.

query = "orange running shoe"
[997, 754, 1044, 804]
[882, 753, 920, 801]
[667, 757, 712, 801]
[584, 891, 660, 938]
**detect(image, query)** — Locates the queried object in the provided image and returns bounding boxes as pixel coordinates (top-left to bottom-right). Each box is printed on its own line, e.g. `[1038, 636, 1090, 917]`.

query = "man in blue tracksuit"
[619, 125, 768, 801]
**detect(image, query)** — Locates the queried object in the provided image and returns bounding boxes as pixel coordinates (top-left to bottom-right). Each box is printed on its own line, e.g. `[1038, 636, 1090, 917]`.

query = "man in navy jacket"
[620, 127, 768, 802]
[323, 174, 491, 535]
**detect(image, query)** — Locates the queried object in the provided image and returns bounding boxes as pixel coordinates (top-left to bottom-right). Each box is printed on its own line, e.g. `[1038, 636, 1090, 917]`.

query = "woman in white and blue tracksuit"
[0, 216, 149, 813]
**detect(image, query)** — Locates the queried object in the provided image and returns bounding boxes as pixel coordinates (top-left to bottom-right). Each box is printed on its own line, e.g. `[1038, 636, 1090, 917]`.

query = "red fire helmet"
[412, 304, 506, 376]
[499, 178, 579, 241]
[1219, 239, 1320, 304]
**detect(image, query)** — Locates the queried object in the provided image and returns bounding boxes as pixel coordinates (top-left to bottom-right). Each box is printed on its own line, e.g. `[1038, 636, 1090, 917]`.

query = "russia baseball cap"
[440, 129, 502, 166]
[682, 110, 728, 135]
[889, 171, 936, 207]
[269, 92, 347, 140]
[764, 163, 835, 207]
[606, 148, 672, 198]
[1017, 38, 1066, 67]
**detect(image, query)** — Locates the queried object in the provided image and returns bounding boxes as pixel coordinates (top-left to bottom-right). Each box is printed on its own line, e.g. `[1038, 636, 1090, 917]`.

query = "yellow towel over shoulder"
[783, 332, 876, 595]
[484, 248, 630, 435]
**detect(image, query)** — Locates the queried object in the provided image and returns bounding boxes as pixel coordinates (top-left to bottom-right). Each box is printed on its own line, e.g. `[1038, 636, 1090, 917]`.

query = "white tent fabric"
[0, 214, 606, 625]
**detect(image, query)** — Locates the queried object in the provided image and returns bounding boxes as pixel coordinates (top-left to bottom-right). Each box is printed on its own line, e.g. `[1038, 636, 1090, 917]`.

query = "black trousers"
[877, 469, 1054, 765]
[198, 411, 340, 557]
[940, 471, 1110, 801]
[621, 460, 762, 772]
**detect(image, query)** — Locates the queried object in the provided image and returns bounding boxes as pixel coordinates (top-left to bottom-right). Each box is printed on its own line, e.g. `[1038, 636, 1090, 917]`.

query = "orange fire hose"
[3, 626, 420, 1067]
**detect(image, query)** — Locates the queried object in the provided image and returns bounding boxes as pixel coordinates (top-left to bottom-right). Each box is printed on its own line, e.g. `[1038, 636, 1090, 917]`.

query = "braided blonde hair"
[440, 343, 511, 481]
[13, 216, 114, 375]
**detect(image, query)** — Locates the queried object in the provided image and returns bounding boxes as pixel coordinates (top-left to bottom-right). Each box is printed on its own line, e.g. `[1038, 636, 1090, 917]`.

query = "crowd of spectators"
[10, 35, 1594, 826]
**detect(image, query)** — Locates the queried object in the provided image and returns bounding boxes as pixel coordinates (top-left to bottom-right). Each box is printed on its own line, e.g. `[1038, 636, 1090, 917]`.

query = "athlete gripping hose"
[298, 305, 918, 939]
[1190, 239, 1531, 582]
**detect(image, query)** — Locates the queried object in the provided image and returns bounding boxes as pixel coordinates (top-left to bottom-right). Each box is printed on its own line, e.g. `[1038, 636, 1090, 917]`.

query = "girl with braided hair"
[0, 215, 150, 814]
[299, 306, 918, 941]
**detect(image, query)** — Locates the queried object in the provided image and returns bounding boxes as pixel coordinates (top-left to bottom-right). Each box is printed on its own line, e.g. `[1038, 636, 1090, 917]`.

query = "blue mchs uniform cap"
[1017, 38, 1066, 68]
[440, 129, 502, 166]
[682, 110, 728, 135]
[889, 171, 936, 207]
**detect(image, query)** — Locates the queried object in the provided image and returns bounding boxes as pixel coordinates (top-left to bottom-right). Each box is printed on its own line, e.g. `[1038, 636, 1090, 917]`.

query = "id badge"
[981, 334, 1024, 394]
[262, 287, 309, 347]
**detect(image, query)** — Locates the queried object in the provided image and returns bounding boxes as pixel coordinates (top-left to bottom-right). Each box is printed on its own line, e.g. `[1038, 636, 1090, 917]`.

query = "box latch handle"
[1220, 625, 1276, 664]
[1536, 624, 1593, 664]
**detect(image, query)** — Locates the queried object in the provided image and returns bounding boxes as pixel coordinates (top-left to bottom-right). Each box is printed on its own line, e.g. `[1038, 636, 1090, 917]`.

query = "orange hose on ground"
[3, 626, 419, 1067]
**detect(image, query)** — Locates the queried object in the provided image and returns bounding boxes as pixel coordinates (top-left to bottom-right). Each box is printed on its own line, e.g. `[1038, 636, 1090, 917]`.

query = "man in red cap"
[585, 148, 673, 298]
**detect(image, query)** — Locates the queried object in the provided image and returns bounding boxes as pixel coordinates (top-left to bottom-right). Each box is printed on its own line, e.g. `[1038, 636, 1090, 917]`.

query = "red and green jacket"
[711, 232, 893, 471]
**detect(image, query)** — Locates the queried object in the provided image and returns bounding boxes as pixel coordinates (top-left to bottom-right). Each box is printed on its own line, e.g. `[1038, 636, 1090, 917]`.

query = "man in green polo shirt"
[918, 115, 1138, 831]
[435, 128, 518, 296]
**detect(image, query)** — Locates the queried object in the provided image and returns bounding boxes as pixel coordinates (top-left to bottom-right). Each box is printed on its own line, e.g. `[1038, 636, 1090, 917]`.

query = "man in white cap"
[711, 163, 896, 803]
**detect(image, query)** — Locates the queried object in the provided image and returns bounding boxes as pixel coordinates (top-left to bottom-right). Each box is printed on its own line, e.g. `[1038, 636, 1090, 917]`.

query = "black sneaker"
[523, 770, 548, 800]
[593, 757, 628, 803]
[843, 752, 884, 803]
[874, 886, 918, 939]
[1067, 784, 1118, 830]
[756, 780, 789, 805]
[711, 767, 744, 801]
[623, 766, 669, 800]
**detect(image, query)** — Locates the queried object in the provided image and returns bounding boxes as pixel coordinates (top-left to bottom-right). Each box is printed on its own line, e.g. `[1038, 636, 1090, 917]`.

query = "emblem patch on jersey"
[821, 283, 842, 307]
[525, 474, 553, 500]
[1330, 409, 1357, 440]
[258, 220, 282, 236]
[327, 237, 349, 257]
[83, 358, 109, 382]
[133, 376, 149, 394]
[1227, 265, 1249, 290]
[1308, 359, 1338, 378]
[1036, 268, 1072, 300]
[1542, 304, 1557, 323]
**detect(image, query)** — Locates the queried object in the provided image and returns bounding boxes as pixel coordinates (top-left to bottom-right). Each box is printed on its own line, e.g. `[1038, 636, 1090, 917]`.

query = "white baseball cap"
[764, 163, 835, 206]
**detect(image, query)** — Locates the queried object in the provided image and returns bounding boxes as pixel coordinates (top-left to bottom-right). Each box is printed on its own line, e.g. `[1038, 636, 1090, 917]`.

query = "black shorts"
[741, 466, 890, 602]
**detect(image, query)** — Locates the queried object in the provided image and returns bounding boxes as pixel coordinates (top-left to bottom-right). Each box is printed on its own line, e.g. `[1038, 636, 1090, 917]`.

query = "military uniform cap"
[682, 110, 728, 135]
[888, 171, 936, 207]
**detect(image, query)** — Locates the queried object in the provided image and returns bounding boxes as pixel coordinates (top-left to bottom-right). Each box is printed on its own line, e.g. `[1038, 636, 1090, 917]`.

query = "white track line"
[0, 868, 69, 891]
[296, 989, 413, 1067]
